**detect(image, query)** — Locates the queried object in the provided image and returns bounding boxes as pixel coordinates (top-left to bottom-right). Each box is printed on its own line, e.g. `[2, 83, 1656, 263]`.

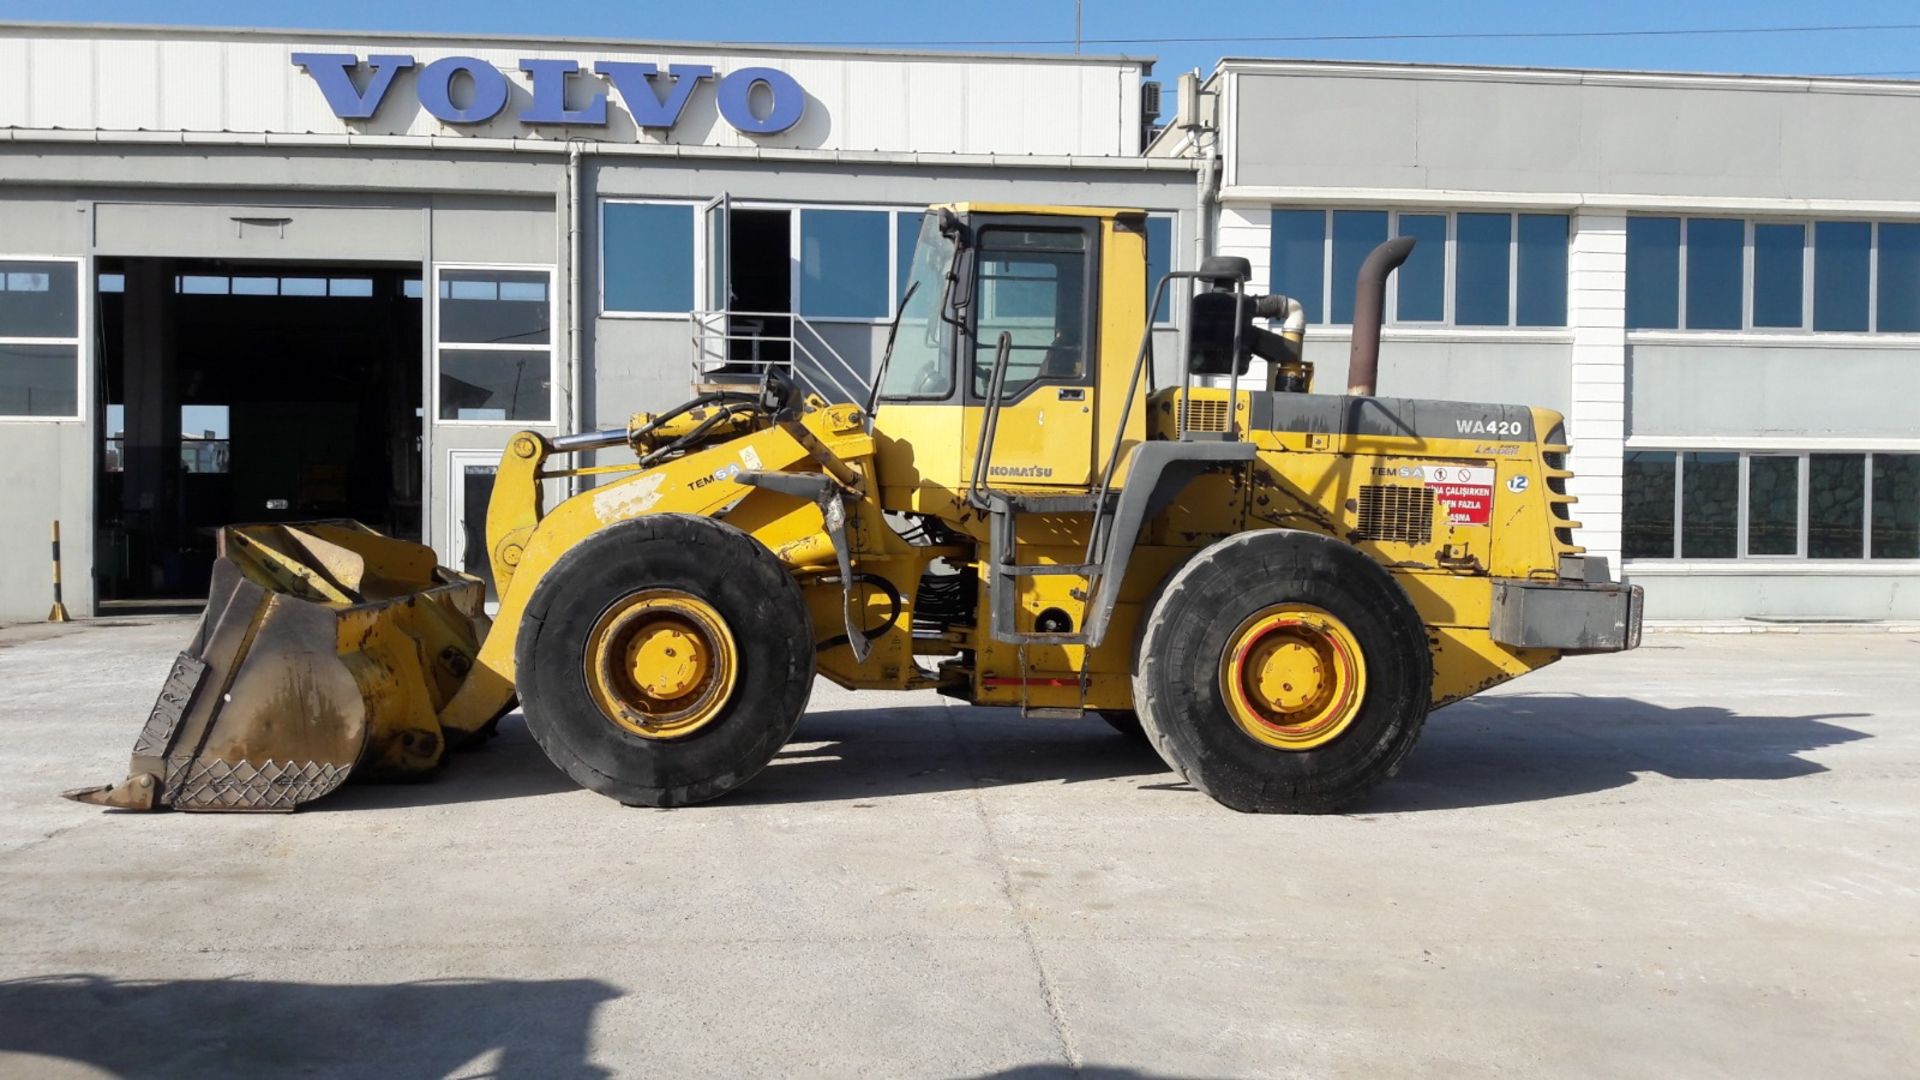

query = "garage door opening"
[95, 258, 423, 605]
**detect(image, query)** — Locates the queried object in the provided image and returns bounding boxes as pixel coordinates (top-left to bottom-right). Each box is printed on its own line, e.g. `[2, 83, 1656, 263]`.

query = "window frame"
[655, 198, 931, 326]
[962, 216, 1101, 406]
[598, 197, 701, 319]
[1145, 211, 1179, 328]
[0, 254, 87, 423]
[1623, 446, 1920, 566]
[447, 447, 504, 613]
[1267, 208, 1569, 330]
[430, 261, 560, 428]
[1626, 215, 1920, 337]
[793, 205, 902, 323]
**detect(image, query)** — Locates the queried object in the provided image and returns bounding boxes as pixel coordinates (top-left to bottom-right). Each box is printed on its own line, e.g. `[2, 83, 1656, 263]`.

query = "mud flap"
[64, 521, 491, 813]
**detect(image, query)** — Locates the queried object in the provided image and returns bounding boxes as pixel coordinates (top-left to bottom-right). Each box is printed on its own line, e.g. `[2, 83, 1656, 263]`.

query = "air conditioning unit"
[1141, 80, 1163, 122]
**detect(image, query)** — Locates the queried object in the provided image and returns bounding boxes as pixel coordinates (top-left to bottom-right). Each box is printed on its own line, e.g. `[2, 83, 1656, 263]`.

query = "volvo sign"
[292, 54, 807, 135]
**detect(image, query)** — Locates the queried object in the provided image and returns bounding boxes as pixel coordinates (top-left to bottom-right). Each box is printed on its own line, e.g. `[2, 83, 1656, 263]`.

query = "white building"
[1156, 59, 1920, 620]
[1, 24, 1915, 622]
[0, 22, 1188, 616]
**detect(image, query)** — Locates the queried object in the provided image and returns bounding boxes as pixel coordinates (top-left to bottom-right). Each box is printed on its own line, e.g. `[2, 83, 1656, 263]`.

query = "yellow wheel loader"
[72, 203, 1640, 814]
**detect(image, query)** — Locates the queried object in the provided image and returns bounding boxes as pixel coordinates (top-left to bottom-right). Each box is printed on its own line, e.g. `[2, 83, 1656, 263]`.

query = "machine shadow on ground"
[0, 974, 620, 1079]
[325, 694, 1872, 815]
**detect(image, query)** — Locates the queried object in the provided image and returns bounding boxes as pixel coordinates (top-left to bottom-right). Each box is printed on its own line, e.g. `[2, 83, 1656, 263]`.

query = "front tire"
[1133, 529, 1431, 813]
[515, 514, 815, 807]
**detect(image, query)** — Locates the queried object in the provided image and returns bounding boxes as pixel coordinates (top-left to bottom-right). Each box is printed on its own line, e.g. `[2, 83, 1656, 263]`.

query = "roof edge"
[0, 19, 1155, 68]
[1214, 56, 1920, 92]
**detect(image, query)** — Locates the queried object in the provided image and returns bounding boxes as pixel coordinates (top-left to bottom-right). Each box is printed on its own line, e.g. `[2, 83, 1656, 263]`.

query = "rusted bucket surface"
[65, 521, 492, 813]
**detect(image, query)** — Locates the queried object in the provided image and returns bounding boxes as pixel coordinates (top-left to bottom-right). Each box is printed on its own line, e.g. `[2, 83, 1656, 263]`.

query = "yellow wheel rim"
[583, 589, 738, 740]
[1218, 604, 1367, 751]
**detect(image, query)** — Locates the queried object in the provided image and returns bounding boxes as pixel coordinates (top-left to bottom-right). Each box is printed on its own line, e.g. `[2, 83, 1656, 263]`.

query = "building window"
[1876, 223, 1920, 333]
[1622, 451, 1678, 560]
[449, 450, 501, 606]
[895, 210, 924, 299]
[435, 267, 554, 423]
[1751, 223, 1805, 329]
[1270, 210, 1326, 324]
[1809, 452, 1866, 559]
[1516, 214, 1570, 327]
[799, 209, 890, 319]
[1625, 449, 1920, 562]
[1395, 214, 1446, 323]
[161, 274, 380, 299]
[103, 403, 230, 473]
[1874, 455, 1920, 559]
[1454, 212, 1511, 326]
[1685, 218, 1744, 330]
[1625, 217, 1681, 330]
[0, 258, 82, 419]
[1144, 214, 1175, 326]
[1681, 451, 1739, 559]
[1628, 215, 1920, 333]
[685, 201, 930, 322]
[1330, 210, 1389, 325]
[1814, 221, 1870, 332]
[1744, 454, 1800, 556]
[602, 201, 696, 315]
[1269, 209, 1568, 328]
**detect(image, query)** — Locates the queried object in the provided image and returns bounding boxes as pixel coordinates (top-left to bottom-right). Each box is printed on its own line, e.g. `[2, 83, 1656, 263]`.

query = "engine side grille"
[1356, 485, 1434, 545]
[1182, 396, 1232, 433]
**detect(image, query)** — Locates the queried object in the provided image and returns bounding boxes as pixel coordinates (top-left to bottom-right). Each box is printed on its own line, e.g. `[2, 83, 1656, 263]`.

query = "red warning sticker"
[1418, 465, 1495, 525]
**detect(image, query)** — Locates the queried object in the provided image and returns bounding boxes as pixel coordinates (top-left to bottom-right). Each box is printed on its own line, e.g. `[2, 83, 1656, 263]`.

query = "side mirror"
[937, 207, 966, 244]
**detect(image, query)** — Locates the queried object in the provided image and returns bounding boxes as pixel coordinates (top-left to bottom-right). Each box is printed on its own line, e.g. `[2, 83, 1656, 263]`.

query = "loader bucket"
[64, 521, 495, 812]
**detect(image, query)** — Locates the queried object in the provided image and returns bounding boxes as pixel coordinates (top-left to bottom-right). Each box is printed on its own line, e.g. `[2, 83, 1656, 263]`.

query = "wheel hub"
[626, 622, 709, 700]
[1219, 604, 1366, 751]
[583, 589, 738, 740]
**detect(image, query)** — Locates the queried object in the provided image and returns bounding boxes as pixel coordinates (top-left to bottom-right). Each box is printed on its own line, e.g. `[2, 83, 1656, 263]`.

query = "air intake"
[1356, 485, 1434, 545]
[1182, 396, 1232, 433]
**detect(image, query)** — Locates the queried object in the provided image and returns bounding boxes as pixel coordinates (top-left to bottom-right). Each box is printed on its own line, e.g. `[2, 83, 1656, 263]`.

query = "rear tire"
[515, 514, 815, 807]
[1133, 529, 1431, 813]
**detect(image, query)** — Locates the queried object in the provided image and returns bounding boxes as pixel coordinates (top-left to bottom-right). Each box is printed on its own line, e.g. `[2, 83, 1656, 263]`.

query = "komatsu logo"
[292, 53, 807, 135]
[988, 464, 1054, 479]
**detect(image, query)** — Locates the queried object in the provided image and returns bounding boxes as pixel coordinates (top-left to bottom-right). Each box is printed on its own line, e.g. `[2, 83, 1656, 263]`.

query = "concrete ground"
[0, 618, 1915, 1079]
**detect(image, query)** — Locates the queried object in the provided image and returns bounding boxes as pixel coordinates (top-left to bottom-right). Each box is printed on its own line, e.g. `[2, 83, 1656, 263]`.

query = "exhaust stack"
[1346, 236, 1417, 397]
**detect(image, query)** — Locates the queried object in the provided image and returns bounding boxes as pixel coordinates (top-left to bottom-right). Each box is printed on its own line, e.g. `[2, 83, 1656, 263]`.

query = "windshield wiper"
[864, 279, 921, 421]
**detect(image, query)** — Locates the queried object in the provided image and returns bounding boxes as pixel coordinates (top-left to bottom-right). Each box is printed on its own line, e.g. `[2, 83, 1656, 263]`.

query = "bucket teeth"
[61, 774, 162, 811]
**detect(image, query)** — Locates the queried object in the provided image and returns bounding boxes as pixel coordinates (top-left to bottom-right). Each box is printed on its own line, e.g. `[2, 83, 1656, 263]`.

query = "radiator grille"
[1356, 485, 1434, 545]
[1182, 397, 1232, 433]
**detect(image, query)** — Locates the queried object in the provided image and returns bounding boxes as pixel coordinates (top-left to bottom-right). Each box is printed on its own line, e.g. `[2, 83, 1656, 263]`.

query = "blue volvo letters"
[290, 53, 806, 135]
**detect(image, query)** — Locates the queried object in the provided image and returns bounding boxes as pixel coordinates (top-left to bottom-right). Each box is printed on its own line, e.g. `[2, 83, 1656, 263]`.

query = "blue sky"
[8, 1, 1920, 85]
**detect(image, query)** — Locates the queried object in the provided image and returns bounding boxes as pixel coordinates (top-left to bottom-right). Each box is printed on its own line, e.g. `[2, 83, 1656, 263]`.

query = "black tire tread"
[514, 513, 815, 808]
[1131, 529, 1432, 814]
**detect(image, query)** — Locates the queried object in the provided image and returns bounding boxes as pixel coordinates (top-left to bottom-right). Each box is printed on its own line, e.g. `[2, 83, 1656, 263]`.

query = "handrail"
[966, 331, 1015, 510]
[1085, 270, 1192, 563]
[687, 309, 874, 406]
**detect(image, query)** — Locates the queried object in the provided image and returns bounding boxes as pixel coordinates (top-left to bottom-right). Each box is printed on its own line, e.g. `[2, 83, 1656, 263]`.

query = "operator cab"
[870, 204, 1143, 500]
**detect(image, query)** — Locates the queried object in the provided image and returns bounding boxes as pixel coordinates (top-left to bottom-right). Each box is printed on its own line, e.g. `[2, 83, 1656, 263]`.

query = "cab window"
[971, 227, 1089, 399]
[877, 212, 958, 400]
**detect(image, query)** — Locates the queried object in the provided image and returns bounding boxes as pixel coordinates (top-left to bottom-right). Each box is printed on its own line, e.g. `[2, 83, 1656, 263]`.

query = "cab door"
[962, 218, 1099, 490]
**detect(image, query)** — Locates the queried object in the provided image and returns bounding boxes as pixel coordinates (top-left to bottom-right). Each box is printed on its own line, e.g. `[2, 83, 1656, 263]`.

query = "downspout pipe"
[566, 141, 588, 455]
[1195, 145, 1217, 266]
[1346, 236, 1417, 397]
